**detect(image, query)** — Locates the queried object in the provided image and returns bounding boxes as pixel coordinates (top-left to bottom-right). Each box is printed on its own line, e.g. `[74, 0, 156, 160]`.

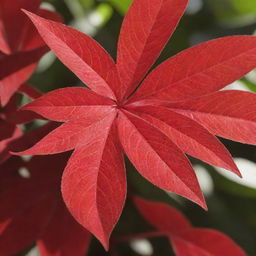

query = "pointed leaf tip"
[117, 0, 189, 99]
[117, 111, 207, 210]
[134, 196, 191, 233]
[21, 9, 121, 100]
[129, 106, 241, 180]
[22, 8, 35, 16]
[21, 9, 34, 19]
[61, 117, 126, 251]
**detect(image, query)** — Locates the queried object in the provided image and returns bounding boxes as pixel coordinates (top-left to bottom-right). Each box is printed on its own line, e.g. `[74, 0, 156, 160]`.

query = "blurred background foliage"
[24, 0, 256, 255]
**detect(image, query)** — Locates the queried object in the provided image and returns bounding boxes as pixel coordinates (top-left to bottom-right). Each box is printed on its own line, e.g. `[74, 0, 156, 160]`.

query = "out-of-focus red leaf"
[117, 0, 188, 99]
[0, 0, 42, 53]
[10, 122, 60, 154]
[0, 1, 63, 106]
[117, 111, 206, 209]
[7, 110, 43, 125]
[171, 229, 246, 256]
[0, 88, 44, 163]
[37, 201, 91, 256]
[0, 96, 20, 163]
[0, 121, 16, 141]
[131, 36, 256, 103]
[24, 10, 121, 100]
[129, 106, 240, 175]
[135, 197, 246, 256]
[0, 154, 90, 256]
[18, 83, 43, 99]
[0, 121, 23, 164]
[0, 156, 57, 255]
[0, 156, 25, 192]
[5, 83, 44, 124]
[134, 197, 191, 234]
[169, 90, 256, 145]
[0, 46, 47, 106]
[0, 23, 10, 55]
[0, 195, 56, 256]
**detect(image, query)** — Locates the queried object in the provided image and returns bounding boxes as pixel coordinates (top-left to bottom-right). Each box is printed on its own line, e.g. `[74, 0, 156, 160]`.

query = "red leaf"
[0, 96, 20, 163]
[169, 90, 256, 145]
[20, 87, 114, 122]
[22, 9, 64, 52]
[15, 90, 127, 249]
[0, 195, 56, 256]
[128, 106, 240, 175]
[18, 83, 43, 99]
[0, 47, 47, 106]
[0, 27, 10, 55]
[0, 156, 25, 193]
[0, 121, 16, 141]
[16, 109, 116, 155]
[117, 0, 188, 99]
[0, 155, 90, 256]
[0, 0, 42, 53]
[131, 36, 256, 103]
[0, 2, 62, 106]
[20, 1, 256, 249]
[0, 157, 57, 255]
[171, 229, 246, 256]
[0, 121, 23, 164]
[0, 90, 44, 163]
[61, 117, 126, 250]
[134, 197, 191, 234]
[37, 201, 91, 256]
[135, 197, 246, 256]
[7, 110, 43, 125]
[23, 10, 121, 100]
[9, 122, 60, 154]
[117, 111, 206, 209]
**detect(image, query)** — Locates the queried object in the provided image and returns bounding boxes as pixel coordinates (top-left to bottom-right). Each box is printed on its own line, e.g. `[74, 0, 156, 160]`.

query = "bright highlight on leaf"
[13, 0, 256, 250]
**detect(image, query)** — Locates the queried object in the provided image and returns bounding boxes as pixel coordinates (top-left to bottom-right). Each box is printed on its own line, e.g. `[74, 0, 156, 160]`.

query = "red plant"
[0, 84, 43, 163]
[0, 0, 61, 106]
[0, 154, 90, 255]
[13, 0, 256, 250]
[0, 0, 255, 254]
[133, 197, 246, 256]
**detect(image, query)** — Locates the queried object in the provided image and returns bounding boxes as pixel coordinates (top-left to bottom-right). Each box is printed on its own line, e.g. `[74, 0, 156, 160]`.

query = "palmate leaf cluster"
[1, 0, 256, 255]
